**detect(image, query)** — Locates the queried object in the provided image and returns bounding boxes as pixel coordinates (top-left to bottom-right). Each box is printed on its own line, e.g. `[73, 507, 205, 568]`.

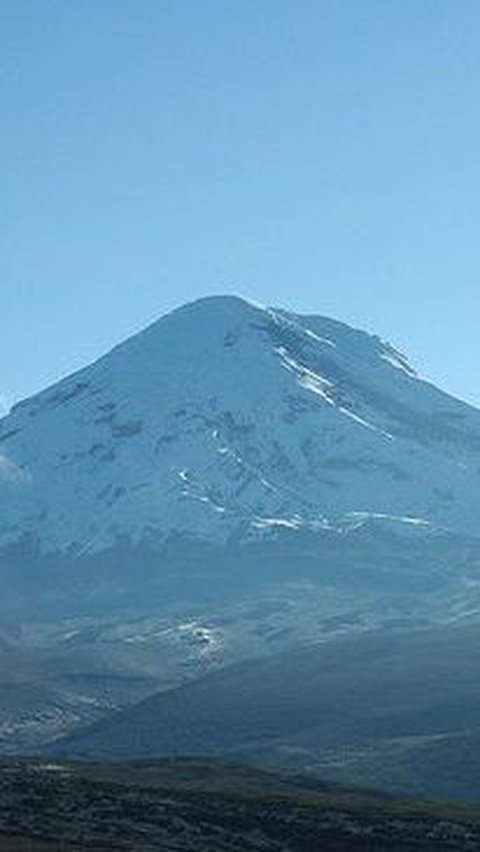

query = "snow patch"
[381, 348, 417, 378]
[0, 454, 30, 485]
[338, 407, 394, 440]
[302, 326, 336, 348]
[276, 347, 334, 404]
[178, 620, 223, 657]
[346, 511, 431, 527]
[253, 516, 303, 530]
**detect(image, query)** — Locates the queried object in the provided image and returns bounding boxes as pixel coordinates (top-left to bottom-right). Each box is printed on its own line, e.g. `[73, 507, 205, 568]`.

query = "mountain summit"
[1, 294, 480, 558]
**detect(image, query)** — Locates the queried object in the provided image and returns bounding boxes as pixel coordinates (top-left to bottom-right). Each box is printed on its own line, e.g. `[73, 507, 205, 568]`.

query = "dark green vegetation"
[56, 622, 480, 803]
[2, 758, 480, 850]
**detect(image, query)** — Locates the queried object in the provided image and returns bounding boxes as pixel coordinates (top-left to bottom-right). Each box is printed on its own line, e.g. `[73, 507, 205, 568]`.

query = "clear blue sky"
[2, 0, 480, 411]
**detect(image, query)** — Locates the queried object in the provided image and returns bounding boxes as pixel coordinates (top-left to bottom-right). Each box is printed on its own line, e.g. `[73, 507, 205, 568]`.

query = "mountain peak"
[170, 293, 262, 313]
[146, 292, 265, 332]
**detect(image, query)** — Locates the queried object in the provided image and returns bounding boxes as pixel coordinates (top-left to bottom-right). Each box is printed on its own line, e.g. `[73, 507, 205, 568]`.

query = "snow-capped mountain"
[4, 294, 480, 749]
[1, 294, 480, 555]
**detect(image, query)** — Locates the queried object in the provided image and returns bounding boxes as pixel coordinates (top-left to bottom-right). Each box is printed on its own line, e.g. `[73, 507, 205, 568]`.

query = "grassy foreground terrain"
[1, 758, 480, 850]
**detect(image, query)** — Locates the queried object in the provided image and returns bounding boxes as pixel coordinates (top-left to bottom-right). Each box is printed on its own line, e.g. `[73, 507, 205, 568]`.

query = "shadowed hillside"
[55, 622, 480, 803]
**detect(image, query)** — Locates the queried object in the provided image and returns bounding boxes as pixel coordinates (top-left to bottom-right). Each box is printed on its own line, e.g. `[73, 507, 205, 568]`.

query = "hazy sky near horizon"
[2, 1, 480, 410]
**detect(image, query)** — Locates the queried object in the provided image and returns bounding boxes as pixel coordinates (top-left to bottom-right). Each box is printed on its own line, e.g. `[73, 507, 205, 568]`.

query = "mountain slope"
[55, 622, 480, 803]
[2, 294, 480, 558]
